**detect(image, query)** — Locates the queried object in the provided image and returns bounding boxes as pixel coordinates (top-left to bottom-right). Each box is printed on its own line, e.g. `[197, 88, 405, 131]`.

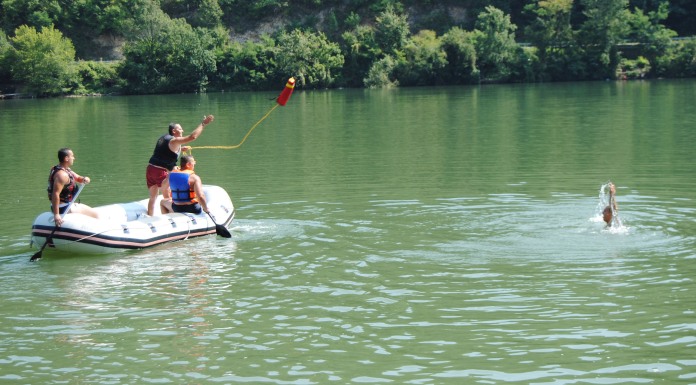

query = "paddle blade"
[30, 233, 54, 262]
[29, 250, 43, 262]
[216, 224, 232, 238]
[207, 212, 232, 238]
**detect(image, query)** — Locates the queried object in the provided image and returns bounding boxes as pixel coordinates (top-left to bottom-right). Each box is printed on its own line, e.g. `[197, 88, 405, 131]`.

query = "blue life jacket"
[169, 170, 197, 204]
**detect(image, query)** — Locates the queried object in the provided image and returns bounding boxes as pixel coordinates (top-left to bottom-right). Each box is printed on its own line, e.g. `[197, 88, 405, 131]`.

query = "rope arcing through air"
[191, 104, 279, 151]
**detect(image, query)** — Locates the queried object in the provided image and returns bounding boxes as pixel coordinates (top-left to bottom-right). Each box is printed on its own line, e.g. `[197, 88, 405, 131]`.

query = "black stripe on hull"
[32, 226, 217, 250]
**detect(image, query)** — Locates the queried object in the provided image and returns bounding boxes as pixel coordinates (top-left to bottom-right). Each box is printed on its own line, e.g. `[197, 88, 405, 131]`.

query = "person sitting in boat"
[146, 115, 214, 216]
[47, 148, 100, 226]
[160, 155, 209, 215]
[602, 182, 619, 226]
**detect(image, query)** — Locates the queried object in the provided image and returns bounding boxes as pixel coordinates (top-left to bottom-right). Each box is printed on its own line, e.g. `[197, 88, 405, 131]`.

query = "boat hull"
[31, 185, 234, 255]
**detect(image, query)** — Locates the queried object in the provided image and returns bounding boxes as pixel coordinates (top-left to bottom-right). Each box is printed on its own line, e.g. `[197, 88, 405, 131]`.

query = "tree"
[7, 24, 76, 96]
[160, 0, 223, 28]
[273, 29, 344, 89]
[441, 26, 478, 84]
[473, 6, 520, 82]
[524, 2, 572, 63]
[577, 0, 630, 80]
[1, 0, 62, 32]
[374, 4, 410, 56]
[165, 23, 217, 92]
[117, 3, 171, 93]
[193, 0, 223, 28]
[118, 3, 216, 94]
[341, 23, 380, 87]
[395, 29, 448, 86]
[73, 60, 119, 94]
[661, 39, 696, 78]
[625, 1, 676, 74]
[0, 31, 11, 85]
[364, 54, 398, 88]
[524, 0, 584, 81]
[213, 38, 276, 91]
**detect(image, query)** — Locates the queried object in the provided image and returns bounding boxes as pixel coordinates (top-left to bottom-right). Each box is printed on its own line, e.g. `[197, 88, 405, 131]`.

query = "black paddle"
[30, 183, 85, 262]
[207, 211, 232, 238]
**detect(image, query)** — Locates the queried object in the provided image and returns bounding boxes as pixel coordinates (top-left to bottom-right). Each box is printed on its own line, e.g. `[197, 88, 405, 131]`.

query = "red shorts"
[146, 164, 168, 188]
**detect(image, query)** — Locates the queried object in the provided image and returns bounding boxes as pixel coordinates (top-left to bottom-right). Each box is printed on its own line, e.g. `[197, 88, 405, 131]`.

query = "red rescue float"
[276, 77, 295, 106]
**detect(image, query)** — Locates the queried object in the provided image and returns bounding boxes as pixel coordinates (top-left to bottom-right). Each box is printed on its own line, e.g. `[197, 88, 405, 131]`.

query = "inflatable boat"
[30, 185, 234, 255]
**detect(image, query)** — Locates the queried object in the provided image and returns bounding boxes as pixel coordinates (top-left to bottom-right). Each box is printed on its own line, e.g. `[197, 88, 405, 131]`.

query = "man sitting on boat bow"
[160, 155, 209, 215]
[47, 148, 101, 226]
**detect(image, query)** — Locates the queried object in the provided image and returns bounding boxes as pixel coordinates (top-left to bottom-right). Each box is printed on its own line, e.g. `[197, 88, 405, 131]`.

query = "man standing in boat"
[146, 115, 214, 216]
[48, 148, 100, 226]
[159, 155, 209, 215]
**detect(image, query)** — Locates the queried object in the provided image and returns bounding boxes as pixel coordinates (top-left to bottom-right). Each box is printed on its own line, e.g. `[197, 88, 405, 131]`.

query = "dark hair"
[602, 207, 613, 225]
[180, 155, 194, 168]
[58, 147, 72, 162]
[168, 123, 178, 135]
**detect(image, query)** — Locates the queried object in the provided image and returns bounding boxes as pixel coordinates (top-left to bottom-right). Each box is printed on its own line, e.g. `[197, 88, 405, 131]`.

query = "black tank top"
[148, 134, 179, 170]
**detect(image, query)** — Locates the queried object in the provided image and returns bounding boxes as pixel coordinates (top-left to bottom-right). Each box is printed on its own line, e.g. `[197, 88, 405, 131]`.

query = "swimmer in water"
[602, 182, 618, 226]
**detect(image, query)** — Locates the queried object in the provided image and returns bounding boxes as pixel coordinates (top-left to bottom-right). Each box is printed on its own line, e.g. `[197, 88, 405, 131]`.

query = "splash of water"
[596, 182, 627, 233]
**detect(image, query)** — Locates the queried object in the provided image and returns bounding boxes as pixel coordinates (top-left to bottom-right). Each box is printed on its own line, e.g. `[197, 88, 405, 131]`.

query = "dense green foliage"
[5, 25, 76, 96]
[0, 0, 694, 96]
[118, 3, 218, 93]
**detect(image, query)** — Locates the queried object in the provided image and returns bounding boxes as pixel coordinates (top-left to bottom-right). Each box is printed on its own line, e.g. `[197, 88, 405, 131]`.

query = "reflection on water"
[1, 81, 696, 383]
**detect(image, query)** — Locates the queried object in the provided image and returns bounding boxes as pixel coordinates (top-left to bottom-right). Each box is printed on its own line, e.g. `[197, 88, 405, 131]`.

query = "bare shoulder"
[168, 136, 185, 149]
[54, 168, 70, 183]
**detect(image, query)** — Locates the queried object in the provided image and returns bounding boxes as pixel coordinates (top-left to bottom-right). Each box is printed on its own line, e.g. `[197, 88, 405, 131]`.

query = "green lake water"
[1, 79, 695, 384]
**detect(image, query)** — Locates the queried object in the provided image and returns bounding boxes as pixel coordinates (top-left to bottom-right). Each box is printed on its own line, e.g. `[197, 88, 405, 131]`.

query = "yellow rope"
[191, 104, 279, 151]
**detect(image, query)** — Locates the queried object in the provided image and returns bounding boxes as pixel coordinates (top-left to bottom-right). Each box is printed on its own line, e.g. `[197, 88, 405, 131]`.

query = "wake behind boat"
[30, 185, 234, 255]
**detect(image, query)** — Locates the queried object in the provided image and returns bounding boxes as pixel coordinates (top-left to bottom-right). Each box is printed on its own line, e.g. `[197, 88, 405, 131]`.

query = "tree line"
[0, 0, 695, 97]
